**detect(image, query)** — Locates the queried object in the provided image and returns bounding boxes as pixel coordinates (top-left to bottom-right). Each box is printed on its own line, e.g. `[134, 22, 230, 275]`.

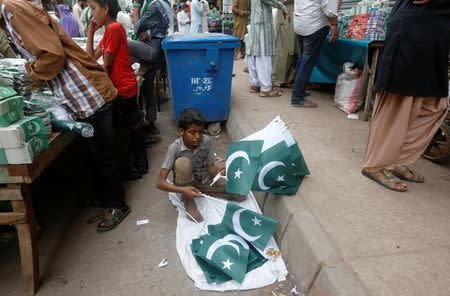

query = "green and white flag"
[220, 202, 278, 251]
[226, 140, 264, 196]
[251, 141, 297, 194]
[241, 116, 310, 195]
[192, 233, 251, 284]
[208, 223, 267, 273]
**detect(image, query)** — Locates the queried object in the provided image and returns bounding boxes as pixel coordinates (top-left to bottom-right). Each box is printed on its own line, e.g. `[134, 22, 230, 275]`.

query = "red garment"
[99, 22, 137, 98]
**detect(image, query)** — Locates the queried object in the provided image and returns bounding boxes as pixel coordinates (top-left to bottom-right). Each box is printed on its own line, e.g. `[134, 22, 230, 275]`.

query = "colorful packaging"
[0, 85, 17, 100]
[0, 116, 46, 148]
[0, 96, 24, 127]
[0, 135, 49, 164]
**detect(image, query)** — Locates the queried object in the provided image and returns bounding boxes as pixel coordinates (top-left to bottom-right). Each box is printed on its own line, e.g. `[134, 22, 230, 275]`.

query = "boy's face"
[179, 124, 203, 150]
[89, 0, 108, 26]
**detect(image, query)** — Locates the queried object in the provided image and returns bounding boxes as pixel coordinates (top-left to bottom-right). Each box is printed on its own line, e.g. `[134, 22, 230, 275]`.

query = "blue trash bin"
[162, 33, 240, 134]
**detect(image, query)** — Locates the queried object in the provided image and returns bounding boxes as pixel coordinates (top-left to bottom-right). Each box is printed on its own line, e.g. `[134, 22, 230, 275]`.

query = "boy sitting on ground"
[156, 108, 245, 222]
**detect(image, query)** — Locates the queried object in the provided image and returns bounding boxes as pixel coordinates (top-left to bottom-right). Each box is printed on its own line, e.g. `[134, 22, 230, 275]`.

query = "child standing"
[87, 0, 143, 230]
[156, 108, 245, 222]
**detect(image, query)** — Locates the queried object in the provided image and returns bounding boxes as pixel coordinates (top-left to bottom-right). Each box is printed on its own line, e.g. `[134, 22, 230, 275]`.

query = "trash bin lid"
[163, 33, 240, 50]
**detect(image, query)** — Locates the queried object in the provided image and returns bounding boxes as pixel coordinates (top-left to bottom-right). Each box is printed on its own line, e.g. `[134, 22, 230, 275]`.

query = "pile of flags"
[191, 202, 277, 284]
[225, 116, 310, 196]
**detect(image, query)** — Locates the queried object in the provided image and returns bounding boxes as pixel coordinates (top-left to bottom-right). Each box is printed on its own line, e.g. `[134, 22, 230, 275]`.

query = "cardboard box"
[0, 135, 49, 164]
[0, 116, 46, 148]
[0, 96, 24, 127]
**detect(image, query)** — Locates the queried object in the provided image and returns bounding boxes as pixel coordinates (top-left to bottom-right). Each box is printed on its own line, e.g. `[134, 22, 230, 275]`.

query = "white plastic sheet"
[169, 191, 288, 291]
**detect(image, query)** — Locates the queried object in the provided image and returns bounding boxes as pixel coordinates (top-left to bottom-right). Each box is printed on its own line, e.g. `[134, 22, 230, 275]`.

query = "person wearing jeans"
[292, 0, 340, 108]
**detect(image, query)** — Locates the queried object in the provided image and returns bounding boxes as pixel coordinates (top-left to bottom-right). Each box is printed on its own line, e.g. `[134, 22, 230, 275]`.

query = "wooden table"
[362, 41, 384, 121]
[0, 132, 76, 295]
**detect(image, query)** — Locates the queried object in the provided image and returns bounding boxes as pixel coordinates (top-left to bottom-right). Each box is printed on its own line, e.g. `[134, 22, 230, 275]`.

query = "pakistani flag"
[220, 202, 278, 251]
[191, 233, 251, 283]
[251, 141, 298, 194]
[208, 223, 266, 273]
[226, 140, 264, 196]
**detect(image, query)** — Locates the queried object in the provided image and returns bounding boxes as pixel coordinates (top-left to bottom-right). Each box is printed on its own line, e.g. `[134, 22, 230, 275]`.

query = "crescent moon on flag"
[226, 151, 251, 170]
[206, 239, 240, 260]
[30, 121, 41, 136]
[232, 209, 262, 242]
[258, 161, 286, 190]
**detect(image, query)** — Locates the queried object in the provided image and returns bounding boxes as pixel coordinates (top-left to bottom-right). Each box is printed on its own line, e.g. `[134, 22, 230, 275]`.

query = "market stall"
[310, 0, 393, 120]
[0, 58, 87, 295]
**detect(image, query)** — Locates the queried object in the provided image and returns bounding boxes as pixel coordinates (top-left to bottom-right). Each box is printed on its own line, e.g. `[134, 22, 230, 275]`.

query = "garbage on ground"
[158, 258, 168, 268]
[136, 219, 149, 226]
[347, 114, 359, 120]
[291, 286, 300, 296]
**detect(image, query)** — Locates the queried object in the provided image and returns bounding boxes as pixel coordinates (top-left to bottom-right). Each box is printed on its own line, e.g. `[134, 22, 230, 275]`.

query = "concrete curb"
[226, 101, 370, 296]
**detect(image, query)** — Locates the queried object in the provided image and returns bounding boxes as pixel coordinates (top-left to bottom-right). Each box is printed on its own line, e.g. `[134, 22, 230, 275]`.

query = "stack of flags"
[225, 116, 310, 196]
[191, 202, 277, 284]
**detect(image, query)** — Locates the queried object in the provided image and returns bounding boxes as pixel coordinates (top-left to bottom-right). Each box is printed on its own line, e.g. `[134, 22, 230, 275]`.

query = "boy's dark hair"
[94, 0, 120, 19]
[178, 108, 206, 130]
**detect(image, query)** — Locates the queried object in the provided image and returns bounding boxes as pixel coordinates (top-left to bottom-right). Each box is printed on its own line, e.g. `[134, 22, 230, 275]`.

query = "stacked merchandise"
[0, 85, 49, 164]
[339, 0, 392, 41]
[0, 59, 33, 99]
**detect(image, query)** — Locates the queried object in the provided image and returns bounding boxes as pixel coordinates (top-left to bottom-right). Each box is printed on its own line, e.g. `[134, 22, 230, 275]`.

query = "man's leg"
[246, 55, 259, 90]
[86, 104, 128, 210]
[255, 54, 273, 92]
[394, 97, 448, 170]
[291, 26, 329, 106]
[173, 157, 204, 222]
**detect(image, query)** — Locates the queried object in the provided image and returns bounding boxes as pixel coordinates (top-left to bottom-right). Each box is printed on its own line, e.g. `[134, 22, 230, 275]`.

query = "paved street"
[1, 58, 449, 296]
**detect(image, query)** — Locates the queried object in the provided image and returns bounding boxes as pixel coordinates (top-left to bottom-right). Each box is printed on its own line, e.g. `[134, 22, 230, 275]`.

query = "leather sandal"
[362, 169, 408, 192]
[392, 167, 425, 183]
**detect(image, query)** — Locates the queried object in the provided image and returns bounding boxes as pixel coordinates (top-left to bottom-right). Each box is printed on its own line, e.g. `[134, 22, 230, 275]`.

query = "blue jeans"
[291, 26, 330, 104]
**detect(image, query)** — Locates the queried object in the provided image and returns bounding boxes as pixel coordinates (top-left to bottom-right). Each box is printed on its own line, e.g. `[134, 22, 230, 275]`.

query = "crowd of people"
[0, 0, 448, 229]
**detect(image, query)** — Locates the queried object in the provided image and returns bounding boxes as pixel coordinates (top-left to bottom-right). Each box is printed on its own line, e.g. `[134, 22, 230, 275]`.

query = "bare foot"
[219, 194, 246, 202]
[184, 198, 204, 222]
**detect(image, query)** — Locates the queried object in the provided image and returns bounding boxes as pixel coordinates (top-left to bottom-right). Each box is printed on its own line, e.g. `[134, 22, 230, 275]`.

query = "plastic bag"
[334, 62, 363, 115]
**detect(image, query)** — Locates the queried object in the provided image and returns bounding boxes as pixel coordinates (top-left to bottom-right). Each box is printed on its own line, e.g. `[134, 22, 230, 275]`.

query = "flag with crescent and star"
[251, 141, 298, 194]
[225, 140, 264, 196]
[227, 115, 309, 196]
[191, 232, 251, 283]
[219, 202, 278, 251]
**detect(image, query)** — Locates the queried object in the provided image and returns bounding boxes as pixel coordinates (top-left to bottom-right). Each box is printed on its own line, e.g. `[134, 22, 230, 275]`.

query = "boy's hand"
[182, 186, 202, 199]
[88, 18, 101, 34]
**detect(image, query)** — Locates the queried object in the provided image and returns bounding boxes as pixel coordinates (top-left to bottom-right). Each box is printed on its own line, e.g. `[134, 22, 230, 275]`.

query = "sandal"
[250, 86, 260, 93]
[362, 169, 408, 192]
[259, 90, 282, 98]
[392, 167, 425, 183]
[97, 205, 131, 231]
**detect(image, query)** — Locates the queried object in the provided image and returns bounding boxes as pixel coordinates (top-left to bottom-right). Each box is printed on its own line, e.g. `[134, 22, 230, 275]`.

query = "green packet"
[0, 85, 17, 101]
[0, 96, 24, 127]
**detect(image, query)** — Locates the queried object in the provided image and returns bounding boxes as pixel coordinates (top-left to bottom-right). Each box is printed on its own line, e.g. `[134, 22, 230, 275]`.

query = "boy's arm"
[86, 21, 102, 60]
[156, 169, 203, 198]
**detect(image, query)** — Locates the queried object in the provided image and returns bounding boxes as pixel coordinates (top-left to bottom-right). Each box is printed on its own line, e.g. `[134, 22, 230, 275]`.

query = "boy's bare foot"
[184, 197, 204, 222]
[219, 194, 246, 202]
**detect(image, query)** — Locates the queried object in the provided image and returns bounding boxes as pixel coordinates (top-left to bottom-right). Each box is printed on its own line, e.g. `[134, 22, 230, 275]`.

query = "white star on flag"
[251, 216, 262, 226]
[276, 175, 285, 182]
[222, 258, 233, 270]
[234, 168, 243, 179]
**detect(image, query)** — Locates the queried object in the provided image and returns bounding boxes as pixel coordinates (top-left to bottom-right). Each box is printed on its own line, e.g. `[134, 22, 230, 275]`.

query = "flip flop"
[392, 167, 425, 183]
[362, 169, 408, 192]
[259, 90, 282, 98]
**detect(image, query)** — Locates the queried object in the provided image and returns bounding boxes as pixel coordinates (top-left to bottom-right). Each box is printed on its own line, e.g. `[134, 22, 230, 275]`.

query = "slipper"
[97, 205, 131, 231]
[250, 86, 260, 93]
[362, 169, 408, 192]
[259, 90, 282, 98]
[86, 212, 105, 224]
[392, 167, 425, 183]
